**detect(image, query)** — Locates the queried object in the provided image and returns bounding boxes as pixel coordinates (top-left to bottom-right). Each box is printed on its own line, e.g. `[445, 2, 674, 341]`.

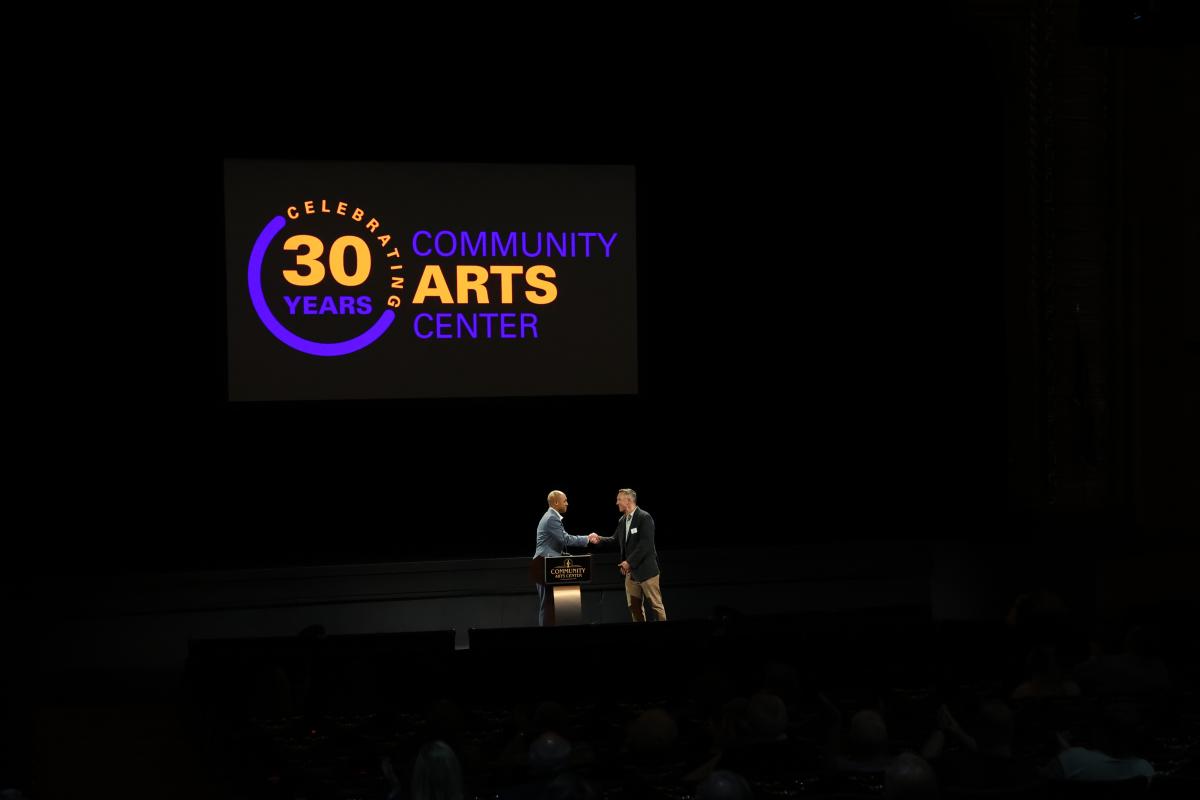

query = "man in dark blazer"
[598, 488, 666, 621]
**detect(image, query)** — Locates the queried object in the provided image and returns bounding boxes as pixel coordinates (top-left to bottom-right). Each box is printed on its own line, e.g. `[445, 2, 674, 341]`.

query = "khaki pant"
[625, 573, 666, 622]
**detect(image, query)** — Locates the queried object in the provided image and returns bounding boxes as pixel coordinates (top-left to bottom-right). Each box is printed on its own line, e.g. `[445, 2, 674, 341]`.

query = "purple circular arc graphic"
[248, 216, 394, 356]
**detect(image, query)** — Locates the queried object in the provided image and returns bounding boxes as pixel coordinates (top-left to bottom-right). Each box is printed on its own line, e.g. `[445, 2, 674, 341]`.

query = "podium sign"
[544, 555, 592, 585]
[530, 555, 592, 625]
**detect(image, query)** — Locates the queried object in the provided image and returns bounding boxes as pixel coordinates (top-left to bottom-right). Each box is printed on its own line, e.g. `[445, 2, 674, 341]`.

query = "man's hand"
[588, 532, 600, 545]
[619, 560, 631, 576]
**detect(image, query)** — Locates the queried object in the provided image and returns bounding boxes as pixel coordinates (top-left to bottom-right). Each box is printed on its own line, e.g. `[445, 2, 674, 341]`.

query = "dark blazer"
[602, 507, 660, 581]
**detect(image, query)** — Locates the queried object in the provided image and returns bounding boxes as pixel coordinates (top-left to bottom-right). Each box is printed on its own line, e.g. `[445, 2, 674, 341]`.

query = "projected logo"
[248, 198, 618, 357]
[247, 200, 402, 356]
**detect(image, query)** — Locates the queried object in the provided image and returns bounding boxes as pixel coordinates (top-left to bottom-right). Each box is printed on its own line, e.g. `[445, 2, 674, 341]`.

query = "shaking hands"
[578, 531, 628, 574]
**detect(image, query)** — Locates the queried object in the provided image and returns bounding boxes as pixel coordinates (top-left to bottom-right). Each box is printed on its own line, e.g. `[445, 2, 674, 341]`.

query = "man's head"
[616, 488, 637, 514]
[548, 490, 568, 514]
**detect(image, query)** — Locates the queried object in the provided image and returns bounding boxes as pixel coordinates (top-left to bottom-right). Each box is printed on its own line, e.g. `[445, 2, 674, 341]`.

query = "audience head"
[695, 770, 754, 800]
[885, 752, 939, 799]
[627, 708, 679, 760]
[411, 740, 463, 800]
[849, 710, 889, 758]
[745, 692, 788, 743]
[541, 772, 599, 800]
[529, 731, 572, 775]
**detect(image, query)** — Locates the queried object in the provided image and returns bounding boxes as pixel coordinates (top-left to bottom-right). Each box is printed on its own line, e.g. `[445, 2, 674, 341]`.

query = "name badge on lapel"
[631, 528, 638, 534]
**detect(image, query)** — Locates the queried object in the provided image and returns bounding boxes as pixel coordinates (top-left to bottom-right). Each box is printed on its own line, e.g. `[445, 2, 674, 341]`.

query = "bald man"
[533, 490, 599, 625]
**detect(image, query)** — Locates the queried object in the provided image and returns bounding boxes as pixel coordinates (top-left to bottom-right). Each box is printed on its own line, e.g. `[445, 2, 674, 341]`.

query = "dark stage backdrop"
[11, 7, 1008, 571]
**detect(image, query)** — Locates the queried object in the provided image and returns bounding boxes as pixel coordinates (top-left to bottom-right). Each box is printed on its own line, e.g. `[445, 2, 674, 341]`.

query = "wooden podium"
[530, 554, 593, 625]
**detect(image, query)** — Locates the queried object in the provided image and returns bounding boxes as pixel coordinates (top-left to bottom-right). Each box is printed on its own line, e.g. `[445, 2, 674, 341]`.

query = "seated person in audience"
[498, 732, 574, 799]
[382, 739, 464, 800]
[886, 753, 939, 800]
[540, 772, 599, 800]
[711, 693, 814, 778]
[1012, 645, 1081, 699]
[695, 769, 754, 800]
[819, 693, 893, 775]
[925, 702, 1044, 792]
[1075, 624, 1171, 695]
[1046, 702, 1155, 783]
[624, 708, 686, 786]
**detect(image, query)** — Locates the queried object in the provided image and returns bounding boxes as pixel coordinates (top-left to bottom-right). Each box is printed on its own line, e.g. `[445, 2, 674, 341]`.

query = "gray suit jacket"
[533, 508, 590, 557]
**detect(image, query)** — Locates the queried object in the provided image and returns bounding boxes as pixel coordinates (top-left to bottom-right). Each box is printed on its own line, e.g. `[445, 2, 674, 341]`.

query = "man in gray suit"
[533, 490, 600, 626]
